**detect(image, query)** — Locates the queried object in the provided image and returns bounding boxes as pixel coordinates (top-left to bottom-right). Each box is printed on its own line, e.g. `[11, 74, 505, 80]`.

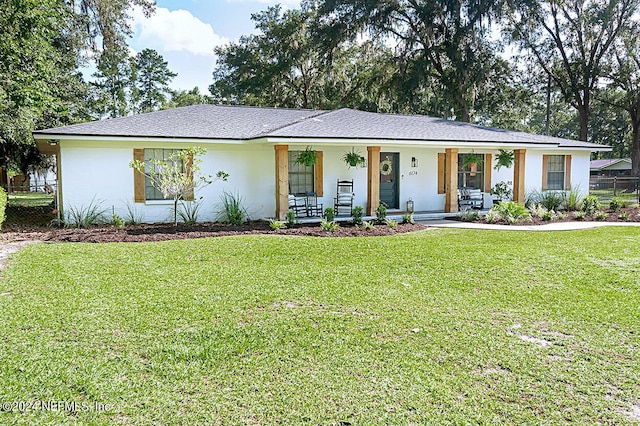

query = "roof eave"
[32, 133, 246, 144]
[262, 136, 561, 149]
[563, 145, 612, 152]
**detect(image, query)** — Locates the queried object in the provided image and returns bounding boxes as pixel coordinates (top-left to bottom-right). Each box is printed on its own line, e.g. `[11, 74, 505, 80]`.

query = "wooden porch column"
[274, 144, 289, 220]
[513, 149, 526, 204]
[366, 146, 381, 216]
[444, 148, 458, 212]
[56, 148, 63, 220]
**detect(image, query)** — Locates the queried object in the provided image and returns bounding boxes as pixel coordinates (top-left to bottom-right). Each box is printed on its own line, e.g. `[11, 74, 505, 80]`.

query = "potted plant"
[494, 149, 515, 170]
[295, 146, 317, 167]
[462, 153, 484, 176]
[343, 149, 366, 168]
[490, 181, 513, 203]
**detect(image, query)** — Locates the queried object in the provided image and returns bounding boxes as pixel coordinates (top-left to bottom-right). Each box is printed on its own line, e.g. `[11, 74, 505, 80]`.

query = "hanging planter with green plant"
[343, 148, 366, 168]
[461, 153, 484, 177]
[295, 146, 317, 167]
[494, 149, 515, 170]
[461, 153, 484, 169]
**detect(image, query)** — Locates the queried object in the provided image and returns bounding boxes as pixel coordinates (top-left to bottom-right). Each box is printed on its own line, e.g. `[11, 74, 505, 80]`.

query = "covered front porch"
[272, 144, 528, 220]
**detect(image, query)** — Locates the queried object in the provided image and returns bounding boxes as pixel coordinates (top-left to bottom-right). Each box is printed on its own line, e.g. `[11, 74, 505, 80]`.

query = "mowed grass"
[1, 228, 639, 425]
[7, 192, 54, 207]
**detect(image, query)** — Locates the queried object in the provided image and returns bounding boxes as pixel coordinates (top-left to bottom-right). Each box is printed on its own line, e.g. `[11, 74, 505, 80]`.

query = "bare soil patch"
[0, 240, 38, 277]
[0, 221, 426, 244]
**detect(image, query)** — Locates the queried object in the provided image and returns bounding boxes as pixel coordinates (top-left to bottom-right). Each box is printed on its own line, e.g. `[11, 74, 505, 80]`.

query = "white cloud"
[130, 7, 228, 57]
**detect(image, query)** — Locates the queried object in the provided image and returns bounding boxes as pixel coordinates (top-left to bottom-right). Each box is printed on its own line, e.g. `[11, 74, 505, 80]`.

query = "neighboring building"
[590, 158, 632, 177]
[33, 105, 610, 222]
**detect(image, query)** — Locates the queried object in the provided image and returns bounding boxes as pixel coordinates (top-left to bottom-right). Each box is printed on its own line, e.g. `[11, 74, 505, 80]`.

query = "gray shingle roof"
[34, 104, 608, 150]
[590, 158, 631, 170]
[35, 105, 326, 140]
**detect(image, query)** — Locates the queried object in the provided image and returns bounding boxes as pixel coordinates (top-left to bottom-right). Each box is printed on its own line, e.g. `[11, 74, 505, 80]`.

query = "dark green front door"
[379, 152, 399, 209]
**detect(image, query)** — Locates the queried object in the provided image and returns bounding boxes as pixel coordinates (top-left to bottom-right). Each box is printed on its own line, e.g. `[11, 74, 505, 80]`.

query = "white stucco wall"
[60, 140, 275, 223]
[524, 150, 591, 197]
[59, 140, 595, 222]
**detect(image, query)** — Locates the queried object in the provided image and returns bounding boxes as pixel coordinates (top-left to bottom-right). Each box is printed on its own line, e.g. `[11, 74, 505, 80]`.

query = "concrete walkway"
[420, 219, 640, 231]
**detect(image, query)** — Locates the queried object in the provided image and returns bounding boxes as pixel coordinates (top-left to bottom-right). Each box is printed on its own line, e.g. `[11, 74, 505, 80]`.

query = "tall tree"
[0, 0, 157, 174]
[132, 48, 177, 113]
[602, 23, 640, 173]
[0, 0, 88, 174]
[68, 0, 155, 52]
[90, 47, 131, 118]
[508, 0, 640, 141]
[210, 5, 396, 112]
[90, 48, 177, 117]
[315, 0, 511, 122]
[164, 87, 213, 109]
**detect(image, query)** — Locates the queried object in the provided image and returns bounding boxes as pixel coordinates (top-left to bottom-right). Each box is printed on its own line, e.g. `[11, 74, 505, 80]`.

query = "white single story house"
[590, 158, 632, 177]
[33, 105, 610, 222]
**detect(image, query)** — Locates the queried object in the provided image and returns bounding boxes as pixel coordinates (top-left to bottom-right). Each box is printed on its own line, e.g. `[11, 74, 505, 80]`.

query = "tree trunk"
[631, 109, 640, 177]
[456, 92, 471, 123]
[174, 199, 178, 227]
[578, 105, 589, 142]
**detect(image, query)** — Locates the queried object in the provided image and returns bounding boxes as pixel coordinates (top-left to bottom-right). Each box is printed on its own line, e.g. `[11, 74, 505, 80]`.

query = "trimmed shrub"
[594, 211, 607, 221]
[285, 210, 296, 227]
[541, 210, 554, 221]
[351, 205, 364, 225]
[320, 219, 339, 232]
[492, 201, 531, 225]
[609, 198, 622, 212]
[323, 207, 335, 222]
[529, 204, 548, 218]
[111, 213, 125, 228]
[360, 220, 375, 230]
[401, 213, 414, 224]
[459, 209, 479, 222]
[269, 219, 286, 230]
[376, 201, 387, 222]
[581, 195, 601, 215]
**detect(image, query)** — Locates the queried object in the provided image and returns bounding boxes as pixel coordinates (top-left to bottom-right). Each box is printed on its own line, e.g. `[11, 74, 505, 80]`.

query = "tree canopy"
[3, 0, 640, 175]
[209, 0, 640, 169]
[0, 0, 157, 173]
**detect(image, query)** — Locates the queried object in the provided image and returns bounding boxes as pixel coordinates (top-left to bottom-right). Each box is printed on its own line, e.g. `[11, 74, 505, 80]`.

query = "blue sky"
[127, 0, 302, 93]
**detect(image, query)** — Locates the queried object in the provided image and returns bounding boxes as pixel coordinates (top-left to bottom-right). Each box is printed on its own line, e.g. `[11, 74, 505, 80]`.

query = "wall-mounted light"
[48, 139, 59, 146]
[411, 157, 418, 167]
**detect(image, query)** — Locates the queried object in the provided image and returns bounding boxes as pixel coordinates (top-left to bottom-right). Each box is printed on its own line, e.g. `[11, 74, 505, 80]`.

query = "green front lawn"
[1, 229, 639, 424]
[590, 189, 640, 203]
[7, 192, 54, 207]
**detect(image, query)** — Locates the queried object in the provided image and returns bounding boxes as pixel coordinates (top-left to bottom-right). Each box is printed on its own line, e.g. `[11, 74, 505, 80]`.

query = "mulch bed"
[2, 207, 639, 243]
[0, 221, 427, 243]
[454, 206, 640, 226]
